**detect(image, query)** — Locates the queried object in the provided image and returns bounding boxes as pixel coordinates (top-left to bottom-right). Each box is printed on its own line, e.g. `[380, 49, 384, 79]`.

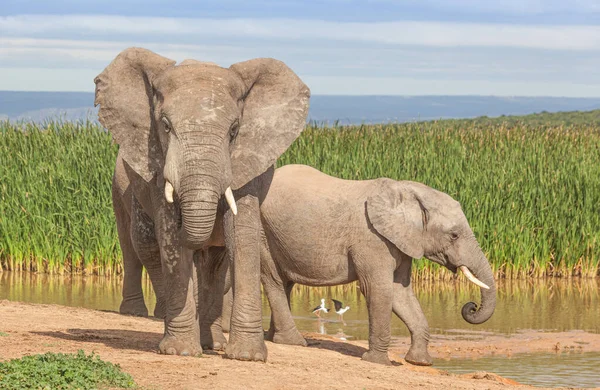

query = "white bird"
[332, 299, 350, 322]
[311, 298, 329, 318]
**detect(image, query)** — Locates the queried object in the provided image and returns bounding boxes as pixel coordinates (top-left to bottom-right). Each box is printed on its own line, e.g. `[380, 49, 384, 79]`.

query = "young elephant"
[259, 164, 496, 366]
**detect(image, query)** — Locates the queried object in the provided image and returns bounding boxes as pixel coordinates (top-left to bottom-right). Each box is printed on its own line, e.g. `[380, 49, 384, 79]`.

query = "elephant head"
[366, 180, 496, 325]
[95, 48, 310, 248]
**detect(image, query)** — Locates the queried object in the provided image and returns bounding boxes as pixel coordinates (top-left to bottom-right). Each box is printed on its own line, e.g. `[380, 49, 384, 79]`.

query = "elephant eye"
[162, 117, 172, 133]
[229, 120, 240, 142]
[450, 232, 459, 241]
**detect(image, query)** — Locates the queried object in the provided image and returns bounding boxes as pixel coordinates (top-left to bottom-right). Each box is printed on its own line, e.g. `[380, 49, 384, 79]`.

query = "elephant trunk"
[179, 188, 219, 248]
[177, 148, 227, 249]
[460, 247, 496, 325]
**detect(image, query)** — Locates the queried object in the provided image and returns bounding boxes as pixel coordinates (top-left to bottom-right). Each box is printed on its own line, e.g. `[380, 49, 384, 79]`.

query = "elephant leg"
[130, 198, 165, 319]
[156, 206, 200, 357]
[276, 282, 304, 346]
[224, 190, 267, 362]
[392, 259, 432, 366]
[113, 189, 148, 317]
[263, 281, 305, 346]
[261, 242, 305, 346]
[196, 247, 228, 351]
[358, 266, 393, 366]
[221, 287, 233, 333]
[284, 282, 294, 309]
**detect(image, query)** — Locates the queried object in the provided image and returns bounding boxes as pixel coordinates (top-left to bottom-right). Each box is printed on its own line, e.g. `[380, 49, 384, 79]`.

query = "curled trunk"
[461, 252, 496, 325]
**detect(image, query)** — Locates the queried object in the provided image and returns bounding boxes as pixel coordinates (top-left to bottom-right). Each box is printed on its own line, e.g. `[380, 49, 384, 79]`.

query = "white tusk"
[459, 266, 490, 290]
[164, 181, 174, 204]
[225, 187, 238, 216]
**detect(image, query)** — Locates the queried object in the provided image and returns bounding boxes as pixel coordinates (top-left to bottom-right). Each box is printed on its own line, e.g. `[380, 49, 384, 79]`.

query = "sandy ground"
[1, 300, 598, 390]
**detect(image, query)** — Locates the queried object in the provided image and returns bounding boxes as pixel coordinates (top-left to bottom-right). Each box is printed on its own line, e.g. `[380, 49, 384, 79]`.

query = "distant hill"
[438, 109, 600, 127]
[2, 91, 600, 125]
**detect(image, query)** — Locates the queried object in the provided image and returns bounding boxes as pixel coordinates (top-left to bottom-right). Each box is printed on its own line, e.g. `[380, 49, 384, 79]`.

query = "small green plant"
[0, 350, 136, 389]
[0, 333, 8, 337]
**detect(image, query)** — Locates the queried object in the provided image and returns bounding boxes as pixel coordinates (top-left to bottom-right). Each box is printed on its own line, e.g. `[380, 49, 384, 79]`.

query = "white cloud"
[2, 66, 598, 97]
[0, 68, 98, 91]
[0, 38, 268, 72]
[1, 14, 599, 95]
[380, 0, 600, 14]
[1, 14, 600, 50]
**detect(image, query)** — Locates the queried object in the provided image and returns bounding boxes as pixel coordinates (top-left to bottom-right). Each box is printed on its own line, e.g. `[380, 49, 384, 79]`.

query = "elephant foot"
[159, 334, 201, 357]
[362, 350, 392, 366]
[405, 347, 433, 366]
[119, 299, 148, 317]
[224, 332, 267, 362]
[201, 329, 228, 351]
[222, 324, 230, 333]
[265, 327, 275, 342]
[272, 329, 307, 347]
[153, 300, 166, 319]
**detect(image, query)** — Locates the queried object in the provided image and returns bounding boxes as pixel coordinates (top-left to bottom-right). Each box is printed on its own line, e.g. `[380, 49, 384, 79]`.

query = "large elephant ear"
[94, 47, 175, 182]
[366, 180, 425, 259]
[229, 58, 310, 190]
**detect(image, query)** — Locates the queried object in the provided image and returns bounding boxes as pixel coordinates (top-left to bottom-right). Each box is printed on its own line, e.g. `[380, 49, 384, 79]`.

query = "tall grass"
[0, 121, 119, 274]
[1, 119, 599, 277]
[280, 121, 600, 278]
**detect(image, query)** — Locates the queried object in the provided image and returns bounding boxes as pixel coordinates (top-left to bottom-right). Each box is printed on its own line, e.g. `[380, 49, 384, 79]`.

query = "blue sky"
[1, 0, 600, 96]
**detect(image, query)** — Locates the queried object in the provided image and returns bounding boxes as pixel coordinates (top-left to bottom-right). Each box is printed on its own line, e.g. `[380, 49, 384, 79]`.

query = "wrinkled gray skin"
[96, 48, 310, 361]
[112, 157, 166, 319]
[258, 165, 496, 366]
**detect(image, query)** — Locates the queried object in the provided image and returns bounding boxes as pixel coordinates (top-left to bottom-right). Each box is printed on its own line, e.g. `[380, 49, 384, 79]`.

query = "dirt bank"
[1, 300, 597, 389]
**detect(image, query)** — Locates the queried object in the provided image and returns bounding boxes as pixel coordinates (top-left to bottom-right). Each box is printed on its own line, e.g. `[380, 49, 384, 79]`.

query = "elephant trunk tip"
[180, 227, 213, 250]
[461, 300, 495, 325]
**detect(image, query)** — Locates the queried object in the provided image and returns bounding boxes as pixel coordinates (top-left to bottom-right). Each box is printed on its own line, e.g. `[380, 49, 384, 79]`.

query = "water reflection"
[1, 272, 598, 339]
[0, 271, 157, 315]
[263, 279, 600, 340]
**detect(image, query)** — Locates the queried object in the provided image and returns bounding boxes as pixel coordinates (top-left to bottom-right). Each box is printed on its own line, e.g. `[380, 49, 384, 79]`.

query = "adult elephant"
[258, 165, 496, 366]
[95, 48, 310, 361]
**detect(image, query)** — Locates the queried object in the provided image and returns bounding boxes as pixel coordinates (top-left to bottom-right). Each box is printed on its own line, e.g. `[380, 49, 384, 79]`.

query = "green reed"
[0, 120, 119, 274]
[280, 121, 600, 278]
[1, 118, 599, 277]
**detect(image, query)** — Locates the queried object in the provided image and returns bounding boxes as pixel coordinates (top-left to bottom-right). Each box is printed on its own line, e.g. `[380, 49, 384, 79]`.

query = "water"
[0, 272, 155, 313]
[276, 279, 600, 339]
[1, 272, 599, 387]
[435, 352, 600, 389]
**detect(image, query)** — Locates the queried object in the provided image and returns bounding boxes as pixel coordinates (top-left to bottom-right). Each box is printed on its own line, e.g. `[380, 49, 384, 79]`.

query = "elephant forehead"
[160, 86, 240, 124]
[154, 65, 245, 97]
[405, 181, 462, 209]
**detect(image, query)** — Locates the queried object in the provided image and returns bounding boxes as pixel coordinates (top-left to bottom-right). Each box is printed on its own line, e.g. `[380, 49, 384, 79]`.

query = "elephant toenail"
[239, 352, 251, 360]
[227, 353, 236, 359]
[254, 353, 264, 361]
[181, 350, 190, 356]
[166, 347, 176, 355]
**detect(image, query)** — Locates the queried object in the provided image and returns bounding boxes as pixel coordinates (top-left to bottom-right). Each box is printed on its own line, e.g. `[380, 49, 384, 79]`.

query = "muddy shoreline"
[1, 300, 598, 389]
